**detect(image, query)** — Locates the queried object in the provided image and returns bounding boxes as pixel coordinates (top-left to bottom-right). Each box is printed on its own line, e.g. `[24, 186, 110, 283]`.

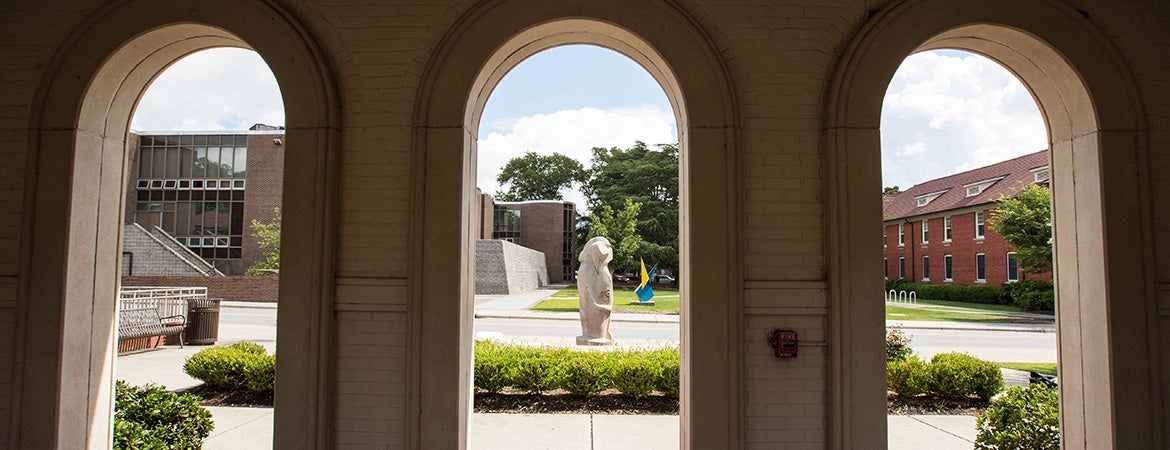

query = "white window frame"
[963, 177, 1005, 198]
[883, 228, 887, 248]
[921, 219, 929, 244]
[898, 223, 905, 246]
[943, 216, 952, 242]
[1031, 166, 1050, 183]
[975, 211, 985, 239]
[975, 252, 986, 283]
[921, 256, 930, 282]
[1007, 252, 1020, 282]
[944, 254, 953, 282]
[898, 257, 905, 278]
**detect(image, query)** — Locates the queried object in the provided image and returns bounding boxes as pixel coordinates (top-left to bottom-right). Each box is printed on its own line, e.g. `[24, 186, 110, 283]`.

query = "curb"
[220, 301, 278, 310]
[890, 323, 1055, 333]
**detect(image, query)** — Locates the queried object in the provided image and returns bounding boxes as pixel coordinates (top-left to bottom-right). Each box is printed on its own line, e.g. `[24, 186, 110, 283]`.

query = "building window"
[944, 255, 953, 282]
[492, 206, 521, 242]
[898, 223, 905, 246]
[976, 253, 986, 282]
[1007, 252, 1019, 282]
[898, 257, 905, 279]
[884, 258, 888, 279]
[944, 216, 952, 241]
[921, 219, 929, 244]
[1032, 166, 1050, 183]
[921, 256, 930, 281]
[975, 211, 985, 239]
[883, 228, 887, 247]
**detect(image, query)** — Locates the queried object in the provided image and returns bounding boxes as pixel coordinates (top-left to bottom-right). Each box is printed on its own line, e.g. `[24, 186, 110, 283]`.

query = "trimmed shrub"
[887, 356, 930, 397]
[655, 355, 680, 399]
[513, 349, 567, 394]
[1003, 279, 1055, 311]
[473, 341, 516, 393]
[975, 384, 1059, 449]
[611, 353, 661, 399]
[886, 327, 913, 362]
[183, 341, 274, 392]
[928, 352, 1004, 401]
[114, 381, 214, 450]
[886, 279, 1005, 305]
[561, 352, 614, 396]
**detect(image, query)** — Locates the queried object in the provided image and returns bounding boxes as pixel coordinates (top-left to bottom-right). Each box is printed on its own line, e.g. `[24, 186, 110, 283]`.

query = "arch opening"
[828, 7, 1155, 448]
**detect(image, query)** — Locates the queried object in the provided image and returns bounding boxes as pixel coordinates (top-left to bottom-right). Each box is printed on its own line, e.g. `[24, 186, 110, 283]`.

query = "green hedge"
[473, 340, 679, 398]
[975, 384, 1059, 449]
[1001, 279, 1055, 311]
[114, 381, 214, 450]
[886, 278, 1005, 304]
[183, 341, 275, 392]
[887, 352, 1004, 401]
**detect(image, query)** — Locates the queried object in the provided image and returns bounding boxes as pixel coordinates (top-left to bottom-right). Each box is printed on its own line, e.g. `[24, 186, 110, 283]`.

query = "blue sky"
[132, 45, 1047, 203]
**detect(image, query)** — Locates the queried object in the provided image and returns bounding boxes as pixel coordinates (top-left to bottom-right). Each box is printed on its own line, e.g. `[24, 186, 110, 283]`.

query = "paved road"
[221, 305, 1055, 361]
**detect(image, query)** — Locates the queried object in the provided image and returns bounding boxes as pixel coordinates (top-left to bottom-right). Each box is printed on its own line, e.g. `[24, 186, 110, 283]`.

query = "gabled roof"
[883, 149, 1049, 221]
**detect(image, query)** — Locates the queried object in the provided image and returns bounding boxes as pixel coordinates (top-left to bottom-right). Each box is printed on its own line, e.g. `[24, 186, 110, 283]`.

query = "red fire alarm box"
[767, 329, 798, 358]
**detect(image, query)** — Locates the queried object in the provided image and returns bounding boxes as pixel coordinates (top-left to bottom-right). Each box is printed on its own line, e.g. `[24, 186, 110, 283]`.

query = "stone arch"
[411, 2, 739, 448]
[13, 1, 339, 448]
[826, 1, 1155, 448]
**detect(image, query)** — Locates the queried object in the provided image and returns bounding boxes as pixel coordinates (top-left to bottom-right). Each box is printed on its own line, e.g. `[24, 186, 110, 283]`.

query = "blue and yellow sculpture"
[635, 258, 658, 303]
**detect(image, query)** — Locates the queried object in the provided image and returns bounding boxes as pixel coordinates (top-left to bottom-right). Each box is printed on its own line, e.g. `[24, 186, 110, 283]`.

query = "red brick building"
[474, 190, 577, 282]
[883, 150, 1053, 286]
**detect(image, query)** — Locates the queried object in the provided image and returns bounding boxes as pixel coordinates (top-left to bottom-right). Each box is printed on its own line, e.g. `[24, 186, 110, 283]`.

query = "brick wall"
[241, 133, 284, 274]
[514, 202, 571, 282]
[884, 208, 1053, 286]
[122, 275, 279, 302]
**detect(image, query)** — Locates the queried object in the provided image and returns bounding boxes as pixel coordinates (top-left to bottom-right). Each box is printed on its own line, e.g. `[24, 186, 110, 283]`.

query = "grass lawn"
[884, 305, 1017, 322]
[911, 299, 1027, 313]
[530, 285, 680, 314]
[996, 362, 1058, 376]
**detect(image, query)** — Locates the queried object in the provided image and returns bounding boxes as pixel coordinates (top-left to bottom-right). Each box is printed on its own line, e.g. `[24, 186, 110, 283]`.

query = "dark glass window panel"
[233, 190, 245, 201]
[229, 248, 242, 259]
[181, 135, 193, 145]
[140, 135, 152, 146]
[138, 149, 151, 178]
[164, 191, 176, 201]
[166, 135, 179, 145]
[235, 135, 248, 146]
[234, 147, 247, 178]
[193, 147, 206, 178]
[208, 135, 220, 146]
[137, 191, 149, 201]
[193, 135, 206, 145]
[135, 202, 149, 211]
[175, 203, 190, 237]
[152, 148, 165, 178]
[180, 147, 193, 177]
[149, 191, 163, 201]
[191, 191, 203, 201]
[207, 147, 220, 178]
[178, 191, 189, 201]
[200, 248, 214, 258]
[161, 212, 175, 231]
[215, 248, 229, 259]
[231, 201, 245, 233]
[230, 237, 242, 247]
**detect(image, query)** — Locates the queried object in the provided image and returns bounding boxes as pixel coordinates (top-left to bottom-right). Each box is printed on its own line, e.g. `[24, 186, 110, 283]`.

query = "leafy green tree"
[883, 186, 902, 195]
[495, 151, 587, 201]
[988, 184, 1052, 274]
[587, 199, 644, 272]
[584, 142, 678, 273]
[246, 208, 281, 276]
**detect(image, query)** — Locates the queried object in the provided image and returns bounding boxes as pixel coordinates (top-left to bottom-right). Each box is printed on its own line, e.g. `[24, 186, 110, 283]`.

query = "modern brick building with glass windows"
[474, 189, 577, 283]
[124, 124, 285, 275]
[883, 150, 1053, 286]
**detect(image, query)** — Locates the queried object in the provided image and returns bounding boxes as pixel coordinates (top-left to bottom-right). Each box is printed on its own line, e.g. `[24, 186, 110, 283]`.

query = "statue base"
[576, 336, 614, 346]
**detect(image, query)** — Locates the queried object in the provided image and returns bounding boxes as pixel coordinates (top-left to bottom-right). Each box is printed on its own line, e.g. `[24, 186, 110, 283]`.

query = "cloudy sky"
[132, 45, 1047, 204]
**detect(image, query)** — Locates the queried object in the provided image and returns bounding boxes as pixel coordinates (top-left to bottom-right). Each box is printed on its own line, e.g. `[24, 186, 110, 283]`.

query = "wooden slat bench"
[118, 307, 186, 353]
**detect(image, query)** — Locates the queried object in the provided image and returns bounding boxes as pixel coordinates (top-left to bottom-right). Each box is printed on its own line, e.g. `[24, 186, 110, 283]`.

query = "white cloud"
[881, 51, 1047, 190]
[477, 106, 676, 210]
[131, 48, 284, 132]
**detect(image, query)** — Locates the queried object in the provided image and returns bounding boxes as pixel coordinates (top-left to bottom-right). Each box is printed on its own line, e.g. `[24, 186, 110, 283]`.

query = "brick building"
[124, 125, 284, 275]
[883, 150, 1053, 286]
[475, 190, 577, 283]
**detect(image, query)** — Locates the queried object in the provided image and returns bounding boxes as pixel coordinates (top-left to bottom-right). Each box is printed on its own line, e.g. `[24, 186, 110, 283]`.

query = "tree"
[246, 208, 281, 276]
[883, 186, 902, 195]
[495, 151, 587, 201]
[988, 184, 1052, 274]
[586, 199, 644, 272]
[584, 142, 679, 273]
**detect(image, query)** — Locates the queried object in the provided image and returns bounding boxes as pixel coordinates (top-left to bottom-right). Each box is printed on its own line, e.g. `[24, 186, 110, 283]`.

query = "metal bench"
[118, 307, 186, 350]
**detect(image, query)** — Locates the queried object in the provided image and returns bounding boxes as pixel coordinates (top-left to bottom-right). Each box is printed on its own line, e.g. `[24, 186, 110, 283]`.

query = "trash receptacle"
[185, 298, 221, 345]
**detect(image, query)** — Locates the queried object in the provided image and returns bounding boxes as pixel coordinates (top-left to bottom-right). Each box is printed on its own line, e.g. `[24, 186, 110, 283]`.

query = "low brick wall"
[121, 275, 279, 302]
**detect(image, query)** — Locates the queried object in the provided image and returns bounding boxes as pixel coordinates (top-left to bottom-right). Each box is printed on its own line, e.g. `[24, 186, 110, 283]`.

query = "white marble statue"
[577, 236, 615, 345]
